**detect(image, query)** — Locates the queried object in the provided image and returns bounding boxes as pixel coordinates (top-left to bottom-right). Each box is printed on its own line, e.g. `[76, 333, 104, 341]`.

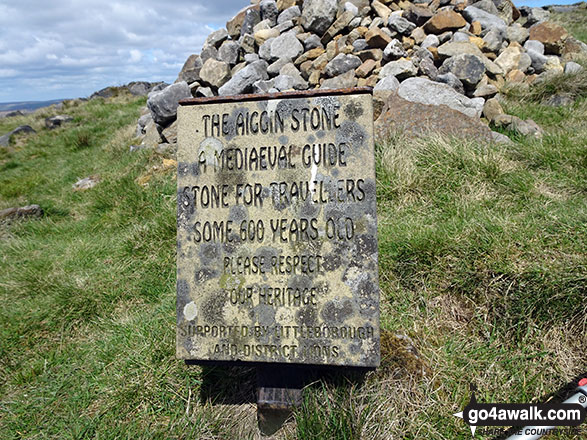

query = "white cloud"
[0, 0, 245, 101]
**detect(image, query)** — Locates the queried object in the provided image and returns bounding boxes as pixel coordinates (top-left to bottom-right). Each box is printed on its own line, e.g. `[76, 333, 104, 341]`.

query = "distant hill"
[0, 99, 64, 112]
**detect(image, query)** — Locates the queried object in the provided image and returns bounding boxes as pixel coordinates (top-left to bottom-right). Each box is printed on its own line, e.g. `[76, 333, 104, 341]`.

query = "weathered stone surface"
[301, 0, 337, 35]
[405, 6, 433, 27]
[177, 91, 380, 367]
[356, 59, 378, 78]
[260, 0, 279, 26]
[483, 28, 505, 52]
[525, 7, 550, 26]
[278, 5, 301, 24]
[271, 32, 304, 60]
[439, 54, 486, 88]
[564, 61, 583, 75]
[200, 45, 219, 63]
[218, 60, 269, 95]
[320, 69, 358, 88]
[305, 34, 323, 50]
[322, 10, 354, 44]
[205, 29, 229, 49]
[483, 97, 504, 122]
[136, 113, 152, 137]
[529, 22, 568, 55]
[474, 83, 498, 98]
[506, 24, 529, 45]
[199, 59, 232, 89]
[147, 82, 192, 126]
[379, 58, 417, 80]
[240, 33, 256, 54]
[372, 0, 392, 21]
[254, 27, 280, 45]
[241, 7, 262, 36]
[524, 39, 544, 55]
[218, 41, 240, 65]
[325, 53, 362, 77]
[436, 72, 465, 94]
[421, 34, 440, 49]
[0, 125, 36, 146]
[0, 204, 43, 220]
[45, 115, 73, 129]
[398, 77, 484, 117]
[279, 62, 309, 89]
[494, 45, 521, 73]
[388, 14, 416, 35]
[375, 93, 497, 142]
[227, 6, 255, 39]
[462, 6, 507, 32]
[424, 9, 467, 34]
[383, 39, 407, 60]
[177, 55, 203, 84]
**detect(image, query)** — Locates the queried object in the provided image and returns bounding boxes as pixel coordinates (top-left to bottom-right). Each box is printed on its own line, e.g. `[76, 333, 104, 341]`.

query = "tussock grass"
[1, 85, 586, 439]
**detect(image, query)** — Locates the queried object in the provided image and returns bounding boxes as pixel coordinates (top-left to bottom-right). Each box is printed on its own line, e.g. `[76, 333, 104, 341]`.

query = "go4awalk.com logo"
[453, 382, 587, 437]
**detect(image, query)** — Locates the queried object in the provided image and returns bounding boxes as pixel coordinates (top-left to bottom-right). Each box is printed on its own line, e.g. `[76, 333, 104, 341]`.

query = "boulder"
[147, 81, 191, 125]
[321, 70, 357, 89]
[301, 0, 337, 35]
[564, 61, 583, 75]
[439, 54, 486, 88]
[404, 6, 434, 27]
[241, 7, 262, 36]
[325, 53, 362, 77]
[424, 9, 467, 34]
[0, 125, 36, 146]
[436, 72, 465, 94]
[529, 22, 568, 55]
[506, 24, 529, 44]
[260, 0, 279, 26]
[462, 6, 507, 32]
[45, 115, 73, 129]
[177, 55, 203, 84]
[199, 59, 232, 89]
[379, 59, 417, 80]
[365, 28, 393, 49]
[0, 204, 43, 220]
[525, 7, 550, 26]
[270, 32, 304, 61]
[494, 45, 521, 73]
[384, 39, 408, 60]
[388, 15, 416, 35]
[397, 77, 484, 118]
[278, 5, 301, 24]
[218, 60, 269, 95]
[218, 41, 240, 65]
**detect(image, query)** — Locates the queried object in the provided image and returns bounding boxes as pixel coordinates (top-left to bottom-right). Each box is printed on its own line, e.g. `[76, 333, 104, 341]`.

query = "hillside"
[1, 2, 586, 440]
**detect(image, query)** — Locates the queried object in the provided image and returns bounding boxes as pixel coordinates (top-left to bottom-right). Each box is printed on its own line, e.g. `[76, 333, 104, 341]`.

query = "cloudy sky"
[0, 0, 576, 102]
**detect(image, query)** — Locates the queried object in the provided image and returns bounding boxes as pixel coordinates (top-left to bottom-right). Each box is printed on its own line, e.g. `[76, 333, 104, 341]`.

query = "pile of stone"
[137, 0, 586, 150]
[90, 81, 167, 100]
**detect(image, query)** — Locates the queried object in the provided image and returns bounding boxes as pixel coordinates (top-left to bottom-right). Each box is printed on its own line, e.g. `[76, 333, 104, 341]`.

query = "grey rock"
[344, 2, 359, 15]
[274, 74, 297, 91]
[510, 117, 543, 139]
[177, 55, 203, 84]
[241, 8, 261, 36]
[239, 33, 256, 54]
[205, 29, 229, 48]
[526, 7, 550, 26]
[260, 0, 279, 26]
[258, 38, 275, 61]
[320, 70, 357, 89]
[491, 131, 512, 144]
[383, 39, 407, 60]
[388, 15, 416, 35]
[353, 38, 369, 51]
[398, 77, 483, 117]
[244, 53, 260, 63]
[526, 49, 547, 73]
[270, 32, 304, 61]
[436, 72, 465, 94]
[325, 53, 362, 77]
[439, 54, 486, 88]
[473, 84, 498, 97]
[421, 34, 439, 49]
[471, 0, 499, 16]
[278, 6, 301, 24]
[218, 60, 269, 95]
[518, 53, 532, 73]
[195, 86, 214, 98]
[45, 115, 73, 129]
[136, 113, 152, 137]
[543, 93, 574, 107]
[404, 6, 433, 27]
[524, 39, 544, 55]
[463, 6, 507, 32]
[349, 17, 362, 28]
[279, 63, 309, 89]
[0, 125, 36, 146]
[147, 81, 191, 125]
[301, 0, 337, 35]
[452, 32, 470, 43]
[564, 61, 583, 75]
[128, 81, 164, 96]
[200, 45, 218, 63]
[379, 59, 417, 80]
[252, 79, 275, 94]
[305, 34, 323, 50]
[506, 24, 529, 44]
[268, 57, 292, 76]
[483, 28, 505, 53]
[218, 41, 240, 65]
[276, 19, 295, 33]
[147, 83, 167, 97]
[374, 74, 400, 91]
[419, 57, 439, 80]
[0, 204, 43, 220]
[438, 31, 453, 44]
[199, 59, 231, 89]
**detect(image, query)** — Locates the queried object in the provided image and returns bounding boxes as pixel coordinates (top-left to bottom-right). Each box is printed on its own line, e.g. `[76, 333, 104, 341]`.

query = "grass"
[550, 3, 587, 43]
[1, 78, 586, 439]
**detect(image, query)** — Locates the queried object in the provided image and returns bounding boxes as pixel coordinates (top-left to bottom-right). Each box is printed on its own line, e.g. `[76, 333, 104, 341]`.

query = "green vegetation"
[1, 73, 586, 439]
[550, 3, 587, 43]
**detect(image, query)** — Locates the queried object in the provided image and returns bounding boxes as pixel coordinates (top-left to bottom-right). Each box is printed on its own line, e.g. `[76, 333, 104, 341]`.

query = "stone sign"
[176, 88, 380, 367]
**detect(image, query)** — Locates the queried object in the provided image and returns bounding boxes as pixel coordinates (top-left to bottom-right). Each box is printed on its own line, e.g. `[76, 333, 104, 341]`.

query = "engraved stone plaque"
[176, 89, 379, 367]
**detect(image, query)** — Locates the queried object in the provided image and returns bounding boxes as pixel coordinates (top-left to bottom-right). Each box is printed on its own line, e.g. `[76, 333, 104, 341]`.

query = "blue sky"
[0, 0, 579, 102]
